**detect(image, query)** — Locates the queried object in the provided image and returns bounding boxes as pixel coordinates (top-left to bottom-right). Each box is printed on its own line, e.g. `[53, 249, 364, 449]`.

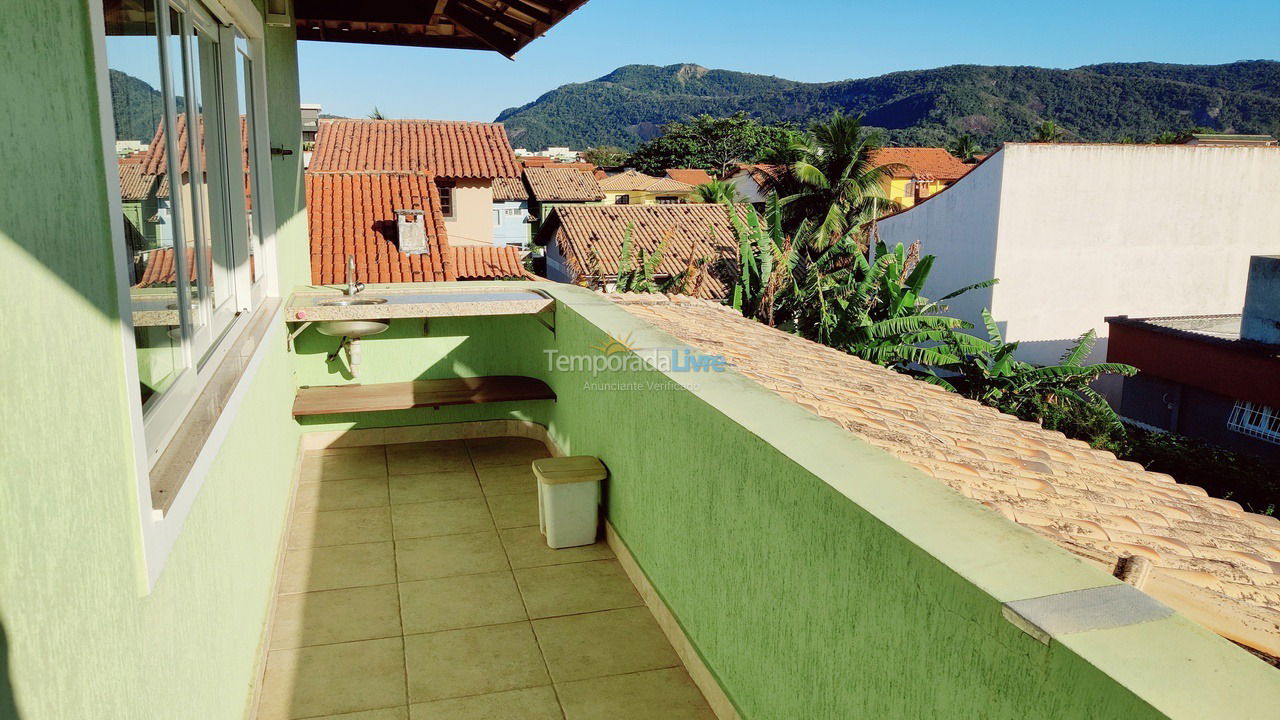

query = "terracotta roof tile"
[491, 176, 529, 202]
[140, 114, 250, 189]
[611, 294, 1280, 657]
[523, 167, 604, 202]
[665, 168, 714, 186]
[309, 119, 521, 178]
[870, 147, 974, 181]
[597, 169, 695, 193]
[305, 171, 523, 285]
[538, 205, 742, 299]
[133, 247, 196, 288]
[518, 157, 597, 173]
[117, 158, 156, 201]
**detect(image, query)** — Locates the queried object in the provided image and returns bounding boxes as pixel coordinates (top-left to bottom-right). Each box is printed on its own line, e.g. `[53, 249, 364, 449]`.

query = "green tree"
[368, 106, 387, 120]
[931, 310, 1136, 425]
[694, 179, 746, 204]
[582, 146, 629, 167]
[628, 112, 801, 177]
[1032, 120, 1065, 143]
[949, 134, 982, 161]
[766, 112, 902, 247]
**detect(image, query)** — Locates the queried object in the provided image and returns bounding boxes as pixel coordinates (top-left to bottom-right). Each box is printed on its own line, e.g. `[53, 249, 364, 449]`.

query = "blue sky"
[298, 0, 1280, 123]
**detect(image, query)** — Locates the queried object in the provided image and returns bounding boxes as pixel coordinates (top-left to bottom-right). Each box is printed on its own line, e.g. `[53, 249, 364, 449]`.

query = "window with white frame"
[102, 0, 268, 464]
[1228, 400, 1280, 444]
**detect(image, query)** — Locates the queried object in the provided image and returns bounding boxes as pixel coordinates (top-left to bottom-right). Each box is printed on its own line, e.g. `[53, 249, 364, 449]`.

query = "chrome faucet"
[345, 254, 365, 296]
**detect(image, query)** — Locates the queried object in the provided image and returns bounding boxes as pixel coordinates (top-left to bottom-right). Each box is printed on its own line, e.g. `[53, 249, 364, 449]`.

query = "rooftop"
[523, 166, 604, 202]
[870, 147, 974, 181]
[309, 119, 522, 179]
[613, 293, 1280, 658]
[597, 169, 695, 194]
[536, 205, 740, 298]
[665, 168, 714, 186]
[306, 171, 524, 284]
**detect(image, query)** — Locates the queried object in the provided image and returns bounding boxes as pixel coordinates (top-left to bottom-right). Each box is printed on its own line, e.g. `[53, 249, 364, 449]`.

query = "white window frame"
[1228, 400, 1280, 445]
[92, 0, 278, 590]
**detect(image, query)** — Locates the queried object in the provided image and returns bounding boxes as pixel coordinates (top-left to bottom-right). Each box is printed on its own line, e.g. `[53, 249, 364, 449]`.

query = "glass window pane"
[104, 0, 187, 408]
[165, 7, 202, 337]
[235, 39, 264, 284]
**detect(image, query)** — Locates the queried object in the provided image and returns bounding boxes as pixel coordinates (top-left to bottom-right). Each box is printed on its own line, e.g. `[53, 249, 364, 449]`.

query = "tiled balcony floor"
[256, 436, 716, 720]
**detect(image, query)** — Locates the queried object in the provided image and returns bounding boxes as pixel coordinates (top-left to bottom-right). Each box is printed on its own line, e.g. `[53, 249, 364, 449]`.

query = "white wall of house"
[545, 239, 576, 284]
[879, 143, 1280, 365]
[443, 179, 494, 246]
[729, 173, 767, 204]
[493, 200, 531, 248]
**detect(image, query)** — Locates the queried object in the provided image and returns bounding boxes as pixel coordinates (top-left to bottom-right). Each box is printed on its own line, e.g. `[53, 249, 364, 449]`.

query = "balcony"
[257, 435, 714, 718]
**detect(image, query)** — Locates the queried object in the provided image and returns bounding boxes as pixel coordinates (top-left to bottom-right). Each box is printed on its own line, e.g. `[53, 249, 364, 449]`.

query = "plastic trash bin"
[533, 456, 607, 549]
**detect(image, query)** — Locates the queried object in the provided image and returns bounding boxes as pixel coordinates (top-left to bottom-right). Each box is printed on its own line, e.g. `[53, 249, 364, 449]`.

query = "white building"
[877, 142, 1280, 365]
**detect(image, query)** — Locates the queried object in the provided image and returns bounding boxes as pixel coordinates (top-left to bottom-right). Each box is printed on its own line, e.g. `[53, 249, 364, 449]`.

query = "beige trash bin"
[533, 456, 607, 549]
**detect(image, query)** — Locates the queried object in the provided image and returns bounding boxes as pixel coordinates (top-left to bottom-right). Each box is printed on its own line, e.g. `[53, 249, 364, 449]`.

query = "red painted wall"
[1107, 323, 1280, 408]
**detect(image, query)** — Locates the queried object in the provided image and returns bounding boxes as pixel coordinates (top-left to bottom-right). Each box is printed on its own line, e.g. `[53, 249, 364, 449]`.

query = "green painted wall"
[0, 2, 302, 718]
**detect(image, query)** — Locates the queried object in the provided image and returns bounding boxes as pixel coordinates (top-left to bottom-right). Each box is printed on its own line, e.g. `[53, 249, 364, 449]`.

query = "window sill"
[149, 298, 281, 513]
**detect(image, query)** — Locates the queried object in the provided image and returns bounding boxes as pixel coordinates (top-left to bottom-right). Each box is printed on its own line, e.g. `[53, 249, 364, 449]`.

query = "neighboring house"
[117, 155, 162, 251]
[1106, 256, 1280, 462]
[664, 168, 714, 186]
[305, 171, 525, 283]
[878, 142, 1280, 366]
[535, 204, 739, 298]
[724, 163, 782, 204]
[490, 176, 532, 248]
[597, 169, 697, 205]
[869, 147, 974, 208]
[309, 118, 522, 247]
[522, 166, 606, 223]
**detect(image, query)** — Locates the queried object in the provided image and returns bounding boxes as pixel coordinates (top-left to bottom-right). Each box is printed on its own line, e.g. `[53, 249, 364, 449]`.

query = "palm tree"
[1032, 120, 1065, 143]
[949, 134, 982, 161]
[368, 106, 387, 120]
[765, 112, 902, 248]
[694, 179, 746, 205]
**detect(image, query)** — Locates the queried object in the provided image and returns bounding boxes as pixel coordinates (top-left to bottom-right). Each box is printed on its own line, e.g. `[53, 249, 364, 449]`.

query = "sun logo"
[590, 331, 635, 355]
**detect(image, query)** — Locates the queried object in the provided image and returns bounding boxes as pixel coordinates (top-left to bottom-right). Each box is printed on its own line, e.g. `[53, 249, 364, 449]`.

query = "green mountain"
[109, 69, 165, 143]
[495, 61, 1280, 149]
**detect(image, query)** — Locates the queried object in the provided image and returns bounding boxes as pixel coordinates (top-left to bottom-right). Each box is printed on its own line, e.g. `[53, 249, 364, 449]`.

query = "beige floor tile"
[280, 542, 397, 594]
[399, 571, 527, 634]
[387, 441, 472, 476]
[289, 506, 394, 549]
[404, 622, 549, 703]
[391, 499, 493, 540]
[309, 708, 407, 720]
[556, 667, 715, 720]
[532, 607, 679, 683]
[301, 447, 388, 483]
[270, 584, 402, 650]
[466, 437, 550, 468]
[294, 477, 390, 513]
[395, 532, 509, 582]
[257, 637, 406, 719]
[475, 464, 538, 497]
[514, 560, 642, 619]
[407, 686, 561, 720]
[486, 491, 539, 529]
[499, 526, 612, 569]
[388, 471, 482, 506]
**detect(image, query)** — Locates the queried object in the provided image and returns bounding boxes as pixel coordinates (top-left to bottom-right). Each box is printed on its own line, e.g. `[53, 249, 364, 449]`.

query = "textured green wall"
[0, 2, 302, 718]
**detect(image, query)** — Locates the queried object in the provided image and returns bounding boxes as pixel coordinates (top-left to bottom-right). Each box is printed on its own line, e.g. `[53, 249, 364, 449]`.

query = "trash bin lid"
[532, 456, 607, 485]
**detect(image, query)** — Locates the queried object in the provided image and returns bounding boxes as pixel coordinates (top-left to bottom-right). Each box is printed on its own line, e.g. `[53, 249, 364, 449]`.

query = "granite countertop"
[286, 285, 556, 322]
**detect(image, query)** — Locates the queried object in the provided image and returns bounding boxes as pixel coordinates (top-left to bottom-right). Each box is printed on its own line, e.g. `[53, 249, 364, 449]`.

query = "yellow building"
[870, 147, 975, 209]
[597, 169, 698, 205]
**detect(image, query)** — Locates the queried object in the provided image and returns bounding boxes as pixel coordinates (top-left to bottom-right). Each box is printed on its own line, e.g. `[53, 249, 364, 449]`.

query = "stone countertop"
[285, 285, 556, 323]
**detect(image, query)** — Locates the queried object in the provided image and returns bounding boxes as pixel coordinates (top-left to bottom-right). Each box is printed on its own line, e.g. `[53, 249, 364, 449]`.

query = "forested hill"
[495, 61, 1280, 149]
